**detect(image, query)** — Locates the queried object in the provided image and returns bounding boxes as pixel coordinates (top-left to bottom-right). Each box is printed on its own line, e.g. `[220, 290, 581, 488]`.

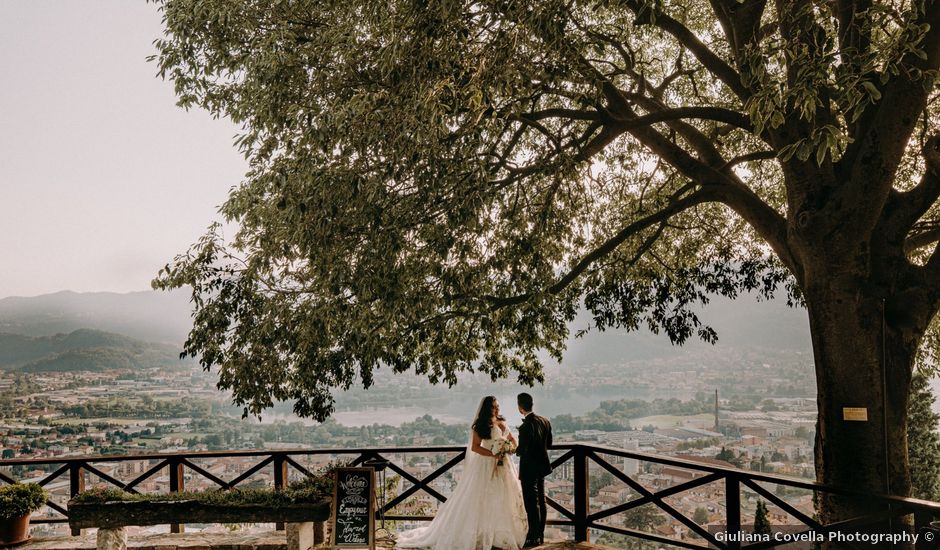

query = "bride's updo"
[472, 395, 503, 440]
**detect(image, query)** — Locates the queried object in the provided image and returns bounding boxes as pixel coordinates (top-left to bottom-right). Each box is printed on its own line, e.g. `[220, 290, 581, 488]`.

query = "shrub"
[72, 477, 332, 507]
[0, 484, 48, 520]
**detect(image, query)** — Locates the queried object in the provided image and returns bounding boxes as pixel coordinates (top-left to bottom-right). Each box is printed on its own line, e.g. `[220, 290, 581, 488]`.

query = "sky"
[0, 1, 247, 298]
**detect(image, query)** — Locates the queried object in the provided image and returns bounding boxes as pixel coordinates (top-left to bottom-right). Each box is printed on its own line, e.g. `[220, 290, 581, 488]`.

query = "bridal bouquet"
[491, 438, 517, 469]
[490, 438, 516, 476]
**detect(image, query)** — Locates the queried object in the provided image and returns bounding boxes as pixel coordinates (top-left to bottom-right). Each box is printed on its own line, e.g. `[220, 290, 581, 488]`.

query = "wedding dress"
[396, 423, 528, 550]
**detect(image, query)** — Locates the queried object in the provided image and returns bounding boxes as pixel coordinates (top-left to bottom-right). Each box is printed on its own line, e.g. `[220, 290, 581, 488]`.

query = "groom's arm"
[516, 422, 530, 456]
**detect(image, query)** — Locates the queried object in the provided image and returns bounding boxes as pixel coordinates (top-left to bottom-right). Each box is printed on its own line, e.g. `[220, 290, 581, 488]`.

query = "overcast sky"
[0, 1, 246, 298]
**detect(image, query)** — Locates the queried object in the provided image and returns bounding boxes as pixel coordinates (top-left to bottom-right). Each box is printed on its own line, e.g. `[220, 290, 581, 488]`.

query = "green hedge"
[0, 483, 48, 520]
[71, 477, 332, 507]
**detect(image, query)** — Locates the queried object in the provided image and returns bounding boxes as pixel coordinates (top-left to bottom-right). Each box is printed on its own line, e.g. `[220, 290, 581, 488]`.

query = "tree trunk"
[804, 279, 916, 531]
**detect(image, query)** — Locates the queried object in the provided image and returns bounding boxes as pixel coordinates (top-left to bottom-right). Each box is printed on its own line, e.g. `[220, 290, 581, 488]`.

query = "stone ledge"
[21, 533, 601, 550]
[21, 531, 287, 550]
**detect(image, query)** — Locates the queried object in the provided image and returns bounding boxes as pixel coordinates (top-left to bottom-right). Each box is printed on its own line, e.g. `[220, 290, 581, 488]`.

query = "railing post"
[274, 454, 287, 531]
[916, 509, 935, 550]
[69, 463, 85, 536]
[169, 458, 185, 534]
[726, 475, 741, 550]
[574, 445, 590, 542]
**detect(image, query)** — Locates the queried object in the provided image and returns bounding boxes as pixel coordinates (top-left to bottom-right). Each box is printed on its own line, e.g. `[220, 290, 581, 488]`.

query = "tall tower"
[714, 389, 719, 432]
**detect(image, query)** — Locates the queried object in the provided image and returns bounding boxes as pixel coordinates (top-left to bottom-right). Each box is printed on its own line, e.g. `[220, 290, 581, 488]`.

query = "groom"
[516, 392, 552, 548]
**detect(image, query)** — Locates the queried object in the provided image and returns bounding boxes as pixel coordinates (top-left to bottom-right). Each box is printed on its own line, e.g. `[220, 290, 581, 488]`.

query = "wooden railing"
[3, 444, 940, 549]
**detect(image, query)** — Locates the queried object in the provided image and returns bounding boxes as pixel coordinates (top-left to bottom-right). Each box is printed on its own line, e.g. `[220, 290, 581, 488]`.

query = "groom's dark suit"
[517, 412, 552, 545]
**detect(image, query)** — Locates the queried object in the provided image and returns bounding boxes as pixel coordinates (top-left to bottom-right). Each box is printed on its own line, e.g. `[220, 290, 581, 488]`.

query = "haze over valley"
[0, 287, 819, 425]
[0, 290, 930, 544]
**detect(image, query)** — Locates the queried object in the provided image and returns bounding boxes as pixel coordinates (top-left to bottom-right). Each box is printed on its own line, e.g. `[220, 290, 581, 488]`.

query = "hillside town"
[1, 360, 821, 546]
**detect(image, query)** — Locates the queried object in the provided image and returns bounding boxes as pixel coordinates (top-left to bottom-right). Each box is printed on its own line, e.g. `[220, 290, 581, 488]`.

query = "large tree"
[151, 0, 940, 524]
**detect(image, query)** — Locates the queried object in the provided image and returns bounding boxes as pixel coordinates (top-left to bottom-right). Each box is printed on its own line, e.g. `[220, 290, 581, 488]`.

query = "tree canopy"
[152, 0, 940, 423]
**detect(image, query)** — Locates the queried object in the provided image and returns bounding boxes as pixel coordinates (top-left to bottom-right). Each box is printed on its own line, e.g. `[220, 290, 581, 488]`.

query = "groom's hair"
[518, 393, 533, 412]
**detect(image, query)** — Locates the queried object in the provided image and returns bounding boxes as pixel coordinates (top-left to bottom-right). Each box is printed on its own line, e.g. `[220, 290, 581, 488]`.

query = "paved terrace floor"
[19, 532, 613, 550]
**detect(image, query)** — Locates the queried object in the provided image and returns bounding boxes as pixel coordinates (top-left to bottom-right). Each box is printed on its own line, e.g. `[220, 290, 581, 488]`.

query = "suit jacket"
[516, 412, 553, 479]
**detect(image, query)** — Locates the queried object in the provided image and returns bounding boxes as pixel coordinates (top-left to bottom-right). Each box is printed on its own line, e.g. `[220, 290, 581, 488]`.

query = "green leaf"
[816, 140, 828, 166]
[861, 81, 882, 101]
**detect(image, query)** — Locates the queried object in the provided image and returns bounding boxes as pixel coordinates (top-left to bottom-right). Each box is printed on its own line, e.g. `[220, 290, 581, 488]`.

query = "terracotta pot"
[0, 514, 31, 546]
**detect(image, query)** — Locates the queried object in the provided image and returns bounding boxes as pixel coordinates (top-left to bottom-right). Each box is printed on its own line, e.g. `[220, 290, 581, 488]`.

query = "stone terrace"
[22, 533, 610, 550]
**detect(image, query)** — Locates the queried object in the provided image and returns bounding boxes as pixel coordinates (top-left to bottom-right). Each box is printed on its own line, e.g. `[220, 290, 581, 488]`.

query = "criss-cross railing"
[3, 444, 940, 549]
[553, 445, 940, 550]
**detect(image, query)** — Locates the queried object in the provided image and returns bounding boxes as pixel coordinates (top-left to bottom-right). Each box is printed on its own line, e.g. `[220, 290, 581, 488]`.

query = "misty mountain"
[0, 289, 193, 344]
[0, 288, 812, 369]
[562, 294, 812, 365]
[0, 328, 188, 372]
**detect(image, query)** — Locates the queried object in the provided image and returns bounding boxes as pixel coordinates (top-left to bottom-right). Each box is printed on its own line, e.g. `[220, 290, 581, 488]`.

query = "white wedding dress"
[396, 423, 528, 550]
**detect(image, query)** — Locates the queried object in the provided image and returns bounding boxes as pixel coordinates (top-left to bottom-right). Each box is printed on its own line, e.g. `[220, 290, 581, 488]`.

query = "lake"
[250, 384, 687, 427]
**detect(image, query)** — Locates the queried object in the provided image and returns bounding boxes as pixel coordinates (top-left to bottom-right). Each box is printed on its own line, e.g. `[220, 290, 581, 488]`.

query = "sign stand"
[362, 457, 391, 541]
[331, 467, 376, 550]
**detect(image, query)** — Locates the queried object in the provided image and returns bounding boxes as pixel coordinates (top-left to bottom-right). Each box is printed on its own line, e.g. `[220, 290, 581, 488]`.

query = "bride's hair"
[472, 396, 503, 439]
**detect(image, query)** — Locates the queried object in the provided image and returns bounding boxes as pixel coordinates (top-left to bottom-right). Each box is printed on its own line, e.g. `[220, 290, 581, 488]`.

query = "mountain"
[0, 288, 813, 369]
[0, 328, 187, 372]
[562, 293, 812, 365]
[0, 289, 193, 344]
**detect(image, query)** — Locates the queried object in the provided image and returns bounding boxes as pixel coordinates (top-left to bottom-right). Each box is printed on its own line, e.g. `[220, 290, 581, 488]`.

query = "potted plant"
[0, 483, 48, 546]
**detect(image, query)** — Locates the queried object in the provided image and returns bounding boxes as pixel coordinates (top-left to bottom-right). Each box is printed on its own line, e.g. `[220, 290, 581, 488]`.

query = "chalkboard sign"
[331, 467, 375, 549]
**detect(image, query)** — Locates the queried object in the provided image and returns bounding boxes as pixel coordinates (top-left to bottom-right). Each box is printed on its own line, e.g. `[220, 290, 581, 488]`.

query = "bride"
[396, 396, 528, 550]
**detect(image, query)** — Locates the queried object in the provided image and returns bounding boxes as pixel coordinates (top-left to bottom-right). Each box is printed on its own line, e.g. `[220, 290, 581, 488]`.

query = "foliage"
[147, 0, 940, 515]
[62, 396, 213, 420]
[589, 471, 616, 497]
[71, 477, 333, 507]
[0, 483, 47, 520]
[715, 447, 743, 468]
[753, 499, 772, 536]
[907, 370, 940, 501]
[676, 438, 721, 451]
[622, 504, 665, 531]
[693, 506, 709, 525]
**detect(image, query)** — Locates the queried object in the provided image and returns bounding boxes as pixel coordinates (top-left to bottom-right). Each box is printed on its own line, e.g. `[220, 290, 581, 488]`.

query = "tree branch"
[612, 106, 753, 133]
[842, 0, 940, 195]
[773, 0, 839, 135]
[499, 103, 753, 180]
[623, 0, 751, 100]
[835, 0, 873, 64]
[905, 225, 940, 254]
[582, 31, 737, 166]
[721, 150, 778, 170]
[707, 0, 768, 70]
[510, 114, 563, 149]
[636, 102, 728, 168]
[521, 108, 602, 122]
[925, 240, 940, 292]
[485, 187, 719, 308]
[882, 134, 940, 245]
[606, 97, 800, 278]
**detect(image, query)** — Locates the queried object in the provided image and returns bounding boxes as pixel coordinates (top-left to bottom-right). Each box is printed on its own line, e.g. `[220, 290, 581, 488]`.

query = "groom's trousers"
[521, 474, 546, 542]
